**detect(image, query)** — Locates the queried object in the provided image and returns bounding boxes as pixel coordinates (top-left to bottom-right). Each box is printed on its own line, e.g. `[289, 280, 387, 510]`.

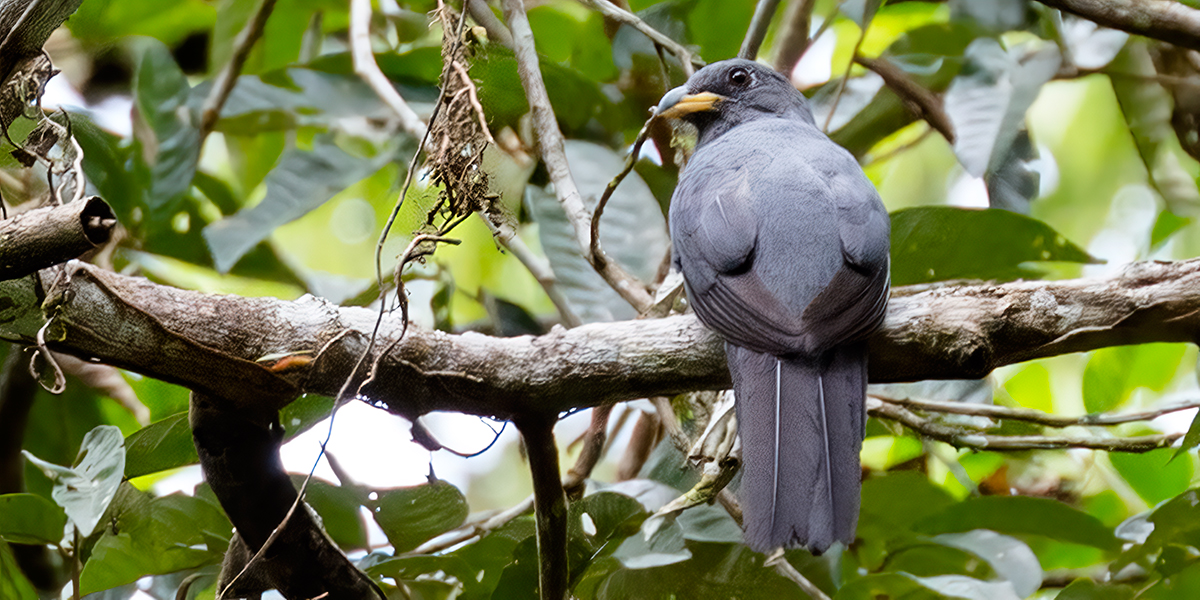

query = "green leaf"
[0, 541, 38, 600]
[203, 135, 398, 272]
[525, 140, 670, 323]
[131, 37, 201, 220]
[1110, 448, 1193, 507]
[595, 542, 824, 600]
[452, 516, 535, 600]
[0, 276, 46, 341]
[291, 476, 368, 551]
[1110, 41, 1200, 217]
[79, 487, 229, 595]
[365, 554, 480, 592]
[23, 425, 126, 537]
[1082, 343, 1187, 413]
[861, 472, 956, 531]
[889, 206, 1097, 285]
[915, 496, 1120, 552]
[932, 530, 1042, 597]
[67, 0, 215, 47]
[371, 480, 468, 554]
[836, 573, 1020, 600]
[611, 517, 690, 569]
[944, 39, 1060, 178]
[685, 0, 754, 63]
[1056, 579, 1135, 600]
[1176, 410, 1200, 459]
[0, 494, 67, 545]
[124, 413, 198, 479]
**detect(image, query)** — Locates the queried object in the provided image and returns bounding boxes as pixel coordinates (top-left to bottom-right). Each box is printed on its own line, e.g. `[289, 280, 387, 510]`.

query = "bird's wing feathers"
[672, 124, 889, 356]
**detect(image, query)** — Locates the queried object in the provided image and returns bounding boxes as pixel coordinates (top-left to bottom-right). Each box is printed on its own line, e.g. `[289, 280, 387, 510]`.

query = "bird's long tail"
[727, 341, 867, 554]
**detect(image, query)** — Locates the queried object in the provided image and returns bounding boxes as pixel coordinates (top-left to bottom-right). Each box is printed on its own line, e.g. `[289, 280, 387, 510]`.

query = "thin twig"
[766, 550, 832, 600]
[738, 0, 783, 61]
[855, 55, 955, 144]
[502, 0, 654, 313]
[350, 0, 428, 141]
[480, 214, 583, 327]
[877, 395, 1200, 428]
[867, 398, 1183, 452]
[579, 0, 703, 76]
[451, 61, 496, 145]
[200, 0, 278, 143]
[589, 123, 652, 278]
[564, 404, 613, 496]
[821, 27, 866, 133]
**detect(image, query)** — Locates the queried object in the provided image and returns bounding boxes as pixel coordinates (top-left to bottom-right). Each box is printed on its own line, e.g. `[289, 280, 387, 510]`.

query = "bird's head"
[655, 59, 813, 144]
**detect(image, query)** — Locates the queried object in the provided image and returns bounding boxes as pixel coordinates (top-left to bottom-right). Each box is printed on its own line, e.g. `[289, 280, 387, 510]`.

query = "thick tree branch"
[0, 0, 81, 83]
[1034, 0, 1200, 53]
[28, 259, 1200, 419]
[0, 196, 115, 280]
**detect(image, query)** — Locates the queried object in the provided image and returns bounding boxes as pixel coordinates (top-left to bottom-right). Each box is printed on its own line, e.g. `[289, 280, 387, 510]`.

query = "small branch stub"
[0, 197, 116, 281]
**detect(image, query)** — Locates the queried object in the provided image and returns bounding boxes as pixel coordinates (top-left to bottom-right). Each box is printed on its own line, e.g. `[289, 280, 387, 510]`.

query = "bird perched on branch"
[656, 59, 890, 553]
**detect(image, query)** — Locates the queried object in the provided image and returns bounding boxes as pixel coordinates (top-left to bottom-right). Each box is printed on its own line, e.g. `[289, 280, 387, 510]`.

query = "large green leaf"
[889, 206, 1096, 285]
[525, 140, 670, 322]
[1082, 343, 1187, 413]
[915, 496, 1119, 552]
[123, 413, 197, 479]
[0, 494, 67, 546]
[370, 480, 468, 554]
[836, 573, 1020, 600]
[23, 425, 126, 537]
[1109, 41, 1200, 218]
[452, 515, 536, 600]
[1056, 579, 1135, 600]
[0, 541, 38, 600]
[932, 530, 1041, 597]
[291, 476, 368, 551]
[203, 135, 399, 272]
[67, 0, 215, 46]
[79, 486, 229, 595]
[944, 39, 1060, 178]
[131, 38, 201, 220]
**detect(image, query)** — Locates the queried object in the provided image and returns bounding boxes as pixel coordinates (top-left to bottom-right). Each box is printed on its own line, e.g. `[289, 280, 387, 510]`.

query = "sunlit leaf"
[932, 530, 1042, 597]
[79, 486, 228, 595]
[1082, 343, 1187, 413]
[203, 135, 400, 272]
[23, 425, 126, 537]
[889, 206, 1096, 285]
[371, 480, 468, 554]
[944, 39, 1060, 177]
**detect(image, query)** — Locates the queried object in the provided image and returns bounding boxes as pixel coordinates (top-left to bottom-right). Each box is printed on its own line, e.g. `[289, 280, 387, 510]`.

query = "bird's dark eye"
[729, 68, 750, 86]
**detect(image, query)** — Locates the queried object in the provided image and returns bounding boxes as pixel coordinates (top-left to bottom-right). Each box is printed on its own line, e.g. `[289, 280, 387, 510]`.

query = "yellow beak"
[655, 88, 726, 120]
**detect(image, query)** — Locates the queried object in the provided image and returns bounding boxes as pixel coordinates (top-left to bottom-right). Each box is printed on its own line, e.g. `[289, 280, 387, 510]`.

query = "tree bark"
[24, 259, 1200, 419]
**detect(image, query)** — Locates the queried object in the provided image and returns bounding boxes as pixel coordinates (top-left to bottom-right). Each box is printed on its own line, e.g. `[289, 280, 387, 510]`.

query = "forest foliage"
[4, 0, 1200, 598]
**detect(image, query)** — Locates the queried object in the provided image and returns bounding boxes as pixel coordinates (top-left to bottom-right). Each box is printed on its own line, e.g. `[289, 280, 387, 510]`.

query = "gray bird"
[656, 59, 890, 553]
